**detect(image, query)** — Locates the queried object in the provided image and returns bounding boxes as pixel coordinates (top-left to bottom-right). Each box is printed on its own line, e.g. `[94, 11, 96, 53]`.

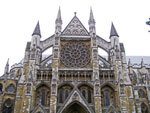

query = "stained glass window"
[82, 90, 86, 98]
[138, 89, 145, 98]
[61, 41, 90, 67]
[7, 85, 14, 93]
[41, 90, 45, 105]
[105, 90, 110, 106]
[65, 90, 69, 99]
[88, 90, 92, 103]
[141, 103, 148, 113]
[2, 99, 12, 113]
[59, 89, 63, 103]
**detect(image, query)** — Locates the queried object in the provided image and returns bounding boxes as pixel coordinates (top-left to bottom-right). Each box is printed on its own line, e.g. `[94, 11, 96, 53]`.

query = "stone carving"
[62, 16, 89, 36]
[60, 41, 90, 67]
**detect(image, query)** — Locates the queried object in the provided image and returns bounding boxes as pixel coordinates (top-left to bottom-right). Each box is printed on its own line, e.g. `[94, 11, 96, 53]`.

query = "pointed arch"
[7, 84, 15, 93]
[101, 84, 115, 108]
[58, 83, 73, 104]
[62, 101, 90, 113]
[35, 84, 50, 106]
[141, 103, 149, 113]
[2, 98, 13, 113]
[138, 89, 146, 98]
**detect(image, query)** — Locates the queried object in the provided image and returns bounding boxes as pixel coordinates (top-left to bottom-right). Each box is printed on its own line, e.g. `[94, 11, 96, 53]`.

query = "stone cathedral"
[0, 8, 150, 113]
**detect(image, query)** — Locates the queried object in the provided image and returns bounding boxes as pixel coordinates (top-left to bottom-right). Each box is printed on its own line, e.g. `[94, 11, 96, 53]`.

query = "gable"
[31, 103, 47, 113]
[57, 87, 94, 113]
[62, 16, 89, 36]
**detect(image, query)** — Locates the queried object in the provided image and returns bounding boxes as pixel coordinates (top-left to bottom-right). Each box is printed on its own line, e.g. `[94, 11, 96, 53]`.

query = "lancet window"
[58, 84, 73, 104]
[101, 85, 115, 107]
[2, 99, 12, 113]
[36, 84, 50, 106]
[79, 85, 93, 103]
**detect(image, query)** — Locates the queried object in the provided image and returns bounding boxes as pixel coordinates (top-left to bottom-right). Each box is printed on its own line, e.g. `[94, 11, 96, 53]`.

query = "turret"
[110, 22, 119, 48]
[31, 21, 41, 49]
[88, 8, 96, 36]
[110, 23, 121, 60]
[55, 7, 62, 35]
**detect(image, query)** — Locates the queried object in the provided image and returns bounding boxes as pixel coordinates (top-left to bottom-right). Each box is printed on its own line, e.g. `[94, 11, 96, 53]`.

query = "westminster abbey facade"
[0, 8, 150, 113]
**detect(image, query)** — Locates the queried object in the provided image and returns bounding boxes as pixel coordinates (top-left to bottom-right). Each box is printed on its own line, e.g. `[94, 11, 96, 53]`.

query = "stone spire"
[128, 59, 132, 67]
[4, 58, 9, 74]
[56, 7, 62, 24]
[88, 8, 95, 25]
[55, 7, 62, 34]
[32, 21, 41, 38]
[88, 8, 96, 35]
[141, 58, 145, 67]
[110, 22, 119, 38]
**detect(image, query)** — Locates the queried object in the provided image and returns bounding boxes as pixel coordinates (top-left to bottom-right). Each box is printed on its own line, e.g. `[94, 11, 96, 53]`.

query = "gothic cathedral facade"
[0, 9, 150, 113]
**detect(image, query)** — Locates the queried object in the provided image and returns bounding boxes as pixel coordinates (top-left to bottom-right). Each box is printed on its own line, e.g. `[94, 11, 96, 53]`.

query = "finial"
[56, 7, 62, 24]
[89, 7, 95, 24]
[74, 12, 77, 16]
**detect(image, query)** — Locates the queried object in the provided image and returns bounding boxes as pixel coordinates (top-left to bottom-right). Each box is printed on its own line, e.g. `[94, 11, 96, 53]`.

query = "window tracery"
[141, 103, 148, 113]
[60, 41, 90, 68]
[2, 99, 12, 113]
[58, 85, 73, 104]
[36, 84, 50, 106]
[7, 84, 15, 93]
[138, 89, 145, 98]
[101, 86, 115, 107]
[79, 85, 93, 103]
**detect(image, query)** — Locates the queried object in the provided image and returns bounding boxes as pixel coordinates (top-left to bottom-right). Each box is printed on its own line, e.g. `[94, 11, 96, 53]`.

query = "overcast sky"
[0, 0, 150, 75]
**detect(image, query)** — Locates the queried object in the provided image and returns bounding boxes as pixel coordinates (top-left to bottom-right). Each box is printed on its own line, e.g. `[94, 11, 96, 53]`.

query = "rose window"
[61, 41, 90, 67]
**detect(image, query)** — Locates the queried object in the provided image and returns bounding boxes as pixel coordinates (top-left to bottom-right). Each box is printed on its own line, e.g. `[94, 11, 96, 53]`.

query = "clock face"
[60, 41, 90, 67]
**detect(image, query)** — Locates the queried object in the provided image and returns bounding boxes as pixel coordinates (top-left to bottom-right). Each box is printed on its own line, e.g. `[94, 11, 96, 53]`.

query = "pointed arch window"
[7, 84, 15, 93]
[105, 90, 110, 106]
[138, 89, 145, 98]
[41, 89, 45, 105]
[59, 89, 63, 103]
[82, 90, 86, 98]
[88, 90, 92, 103]
[141, 103, 148, 113]
[2, 99, 12, 113]
[65, 90, 69, 99]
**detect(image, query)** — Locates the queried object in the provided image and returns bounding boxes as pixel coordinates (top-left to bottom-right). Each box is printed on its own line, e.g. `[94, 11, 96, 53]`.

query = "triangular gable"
[62, 15, 89, 36]
[57, 87, 94, 113]
[105, 105, 119, 113]
[31, 103, 47, 113]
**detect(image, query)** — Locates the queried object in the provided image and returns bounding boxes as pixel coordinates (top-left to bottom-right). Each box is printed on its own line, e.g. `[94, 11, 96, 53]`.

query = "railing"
[59, 71, 92, 81]
[99, 70, 115, 83]
[36, 70, 52, 81]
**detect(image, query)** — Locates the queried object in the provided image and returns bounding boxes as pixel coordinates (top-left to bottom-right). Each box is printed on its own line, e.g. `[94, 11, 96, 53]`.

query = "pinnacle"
[128, 59, 132, 67]
[56, 7, 62, 24]
[89, 7, 95, 24]
[32, 21, 41, 37]
[110, 22, 119, 38]
[141, 58, 145, 67]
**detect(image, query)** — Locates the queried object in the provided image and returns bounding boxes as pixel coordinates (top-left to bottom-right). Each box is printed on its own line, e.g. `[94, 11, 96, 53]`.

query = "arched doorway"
[62, 102, 89, 113]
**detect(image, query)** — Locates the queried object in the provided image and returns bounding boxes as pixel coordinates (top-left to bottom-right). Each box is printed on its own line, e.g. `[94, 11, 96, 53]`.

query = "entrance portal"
[62, 102, 89, 113]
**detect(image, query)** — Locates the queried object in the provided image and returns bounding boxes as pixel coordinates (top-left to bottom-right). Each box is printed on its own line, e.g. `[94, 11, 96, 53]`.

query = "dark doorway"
[62, 102, 89, 113]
